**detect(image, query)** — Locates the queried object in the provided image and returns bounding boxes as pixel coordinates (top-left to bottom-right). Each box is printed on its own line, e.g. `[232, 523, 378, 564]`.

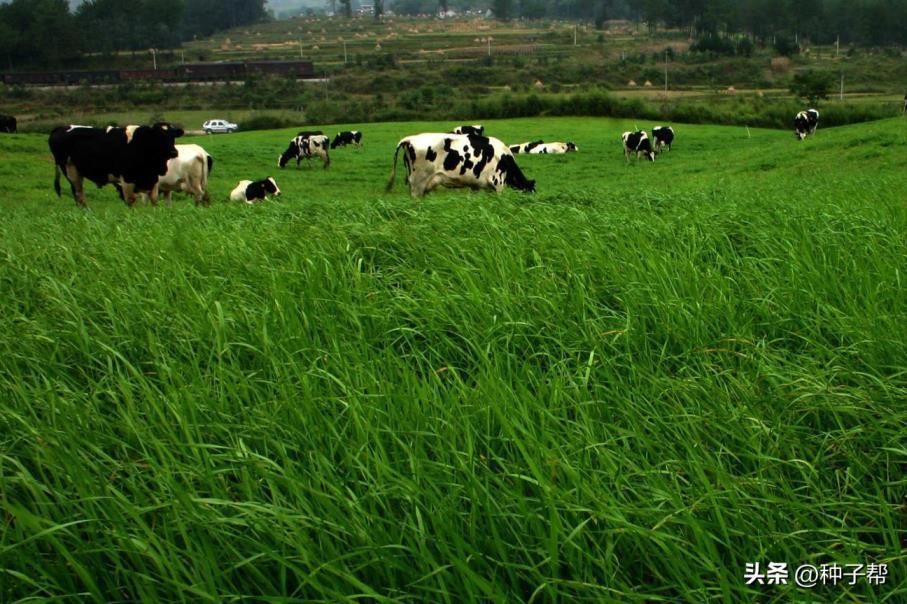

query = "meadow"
[0, 116, 905, 601]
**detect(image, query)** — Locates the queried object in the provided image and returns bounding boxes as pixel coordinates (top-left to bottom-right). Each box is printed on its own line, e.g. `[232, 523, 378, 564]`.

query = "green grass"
[1, 117, 905, 602]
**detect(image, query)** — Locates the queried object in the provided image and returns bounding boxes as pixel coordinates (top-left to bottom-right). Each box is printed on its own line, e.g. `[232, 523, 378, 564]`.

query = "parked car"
[203, 119, 238, 134]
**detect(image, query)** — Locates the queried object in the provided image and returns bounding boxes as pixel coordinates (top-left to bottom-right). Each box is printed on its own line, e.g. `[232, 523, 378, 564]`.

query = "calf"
[158, 144, 214, 206]
[330, 130, 362, 149]
[0, 114, 16, 133]
[387, 133, 535, 198]
[451, 124, 484, 136]
[230, 177, 281, 204]
[49, 122, 183, 207]
[622, 131, 656, 162]
[794, 109, 819, 140]
[511, 141, 577, 154]
[652, 126, 674, 152]
[278, 133, 330, 169]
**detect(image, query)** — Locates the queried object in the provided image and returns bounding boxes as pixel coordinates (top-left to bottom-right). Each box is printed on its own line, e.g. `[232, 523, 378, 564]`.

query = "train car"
[244, 59, 315, 79]
[121, 68, 178, 82]
[62, 70, 121, 85]
[2, 71, 65, 86]
[178, 62, 245, 81]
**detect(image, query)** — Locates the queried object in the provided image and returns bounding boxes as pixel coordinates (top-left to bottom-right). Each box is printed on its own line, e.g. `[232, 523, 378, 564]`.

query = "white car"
[203, 119, 238, 134]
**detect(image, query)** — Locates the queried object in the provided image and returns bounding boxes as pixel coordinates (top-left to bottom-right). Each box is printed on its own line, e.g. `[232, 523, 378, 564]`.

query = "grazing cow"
[386, 133, 535, 198]
[0, 115, 16, 133]
[158, 144, 214, 206]
[652, 126, 674, 152]
[330, 130, 363, 149]
[278, 133, 330, 169]
[794, 109, 819, 140]
[230, 177, 281, 204]
[510, 141, 577, 154]
[622, 131, 656, 162]
[49, 122, 183, 207]
[451, 124, 485, 136]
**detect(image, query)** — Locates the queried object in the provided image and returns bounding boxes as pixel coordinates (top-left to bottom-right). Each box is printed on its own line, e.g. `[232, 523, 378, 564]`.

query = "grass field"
[1, 117, 905, 601]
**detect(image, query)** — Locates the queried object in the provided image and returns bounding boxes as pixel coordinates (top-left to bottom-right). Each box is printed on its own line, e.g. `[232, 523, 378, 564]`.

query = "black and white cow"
[0, 115, 16, 133]
[652, 126, 674, 152]
[230, 177, 281, 204]
[451, 124, 485, 136]
[510, 141, 578, 154]
[387, 133, 535, 198]
[330, 130, 362, 149]
[49, 122, 183, 207]
[622, 131, 656, 162]
[509, 140, 545, 154]
[158, 144, 214, 206]
[278, 133, 330, 169]
[794, 109, 819, 140]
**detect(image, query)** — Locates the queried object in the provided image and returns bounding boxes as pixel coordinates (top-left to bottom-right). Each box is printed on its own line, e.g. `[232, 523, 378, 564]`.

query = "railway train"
[1, 59, 316, 86]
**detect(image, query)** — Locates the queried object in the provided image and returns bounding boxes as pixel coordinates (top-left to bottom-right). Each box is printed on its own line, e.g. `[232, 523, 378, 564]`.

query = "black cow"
[49, 123, 184, 207]
[652, 126, 674, 152]
[0, 115, 16, 133]
[794, 109, 819, 140]
[452, 124, 484, 136]
[622, 131, 656, 162]
[330, 130, 362, 149]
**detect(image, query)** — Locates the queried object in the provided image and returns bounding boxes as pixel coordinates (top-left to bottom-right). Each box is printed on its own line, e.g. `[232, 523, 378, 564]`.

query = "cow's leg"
[409, 170, 430, 198]
[64, 162, 87, 207]
[121, 183, 138, 207]
[165, 190, 174, 207]
[147, 183, 160, 207]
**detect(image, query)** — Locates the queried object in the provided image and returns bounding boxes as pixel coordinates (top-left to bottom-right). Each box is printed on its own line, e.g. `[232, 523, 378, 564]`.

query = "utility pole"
[840, 73, 844, 101]
[343, 41, 348, 64]
[151, 48, 157, 70]
[664, 49, 668, 98]
[299, 40, 304, 59]
[835, 35, 839, 58]
[574, 24, 577, 46]
[487, 37, 491, 57]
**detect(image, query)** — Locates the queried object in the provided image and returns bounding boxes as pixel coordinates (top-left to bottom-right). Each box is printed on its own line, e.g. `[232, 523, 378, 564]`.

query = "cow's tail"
[386, 141, 403, 192]
[53, 163, 62, 197]
[206, 154, 214, 175]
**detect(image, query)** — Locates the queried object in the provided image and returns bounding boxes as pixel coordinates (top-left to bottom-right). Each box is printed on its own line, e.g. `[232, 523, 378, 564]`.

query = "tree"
[374, 0, 383, 20]
[339, 0, 352, 18]
[790, 70, 833, 105]
[0, 0, 79, 67]
[493, 0, 513, 20]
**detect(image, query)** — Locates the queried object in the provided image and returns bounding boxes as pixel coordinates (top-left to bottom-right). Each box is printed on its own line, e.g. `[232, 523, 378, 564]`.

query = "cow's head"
[278, 140, 299, 168]
[265, 177, 281, 196]
[566, 142, 578, 152]
[498, 154, 535, 193]
[127, 123, 184, 186]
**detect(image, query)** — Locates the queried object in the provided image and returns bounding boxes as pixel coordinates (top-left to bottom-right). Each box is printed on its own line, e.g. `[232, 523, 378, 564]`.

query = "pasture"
[1, 117, 905, 601]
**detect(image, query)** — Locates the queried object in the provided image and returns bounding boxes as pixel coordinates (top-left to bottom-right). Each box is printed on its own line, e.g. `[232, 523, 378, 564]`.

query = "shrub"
[790, 70, 834, 105]
[240, 114, 299, 131]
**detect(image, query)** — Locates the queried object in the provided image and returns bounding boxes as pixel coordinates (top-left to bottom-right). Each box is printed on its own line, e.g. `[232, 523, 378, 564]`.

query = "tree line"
[0, 0, 268, 69]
